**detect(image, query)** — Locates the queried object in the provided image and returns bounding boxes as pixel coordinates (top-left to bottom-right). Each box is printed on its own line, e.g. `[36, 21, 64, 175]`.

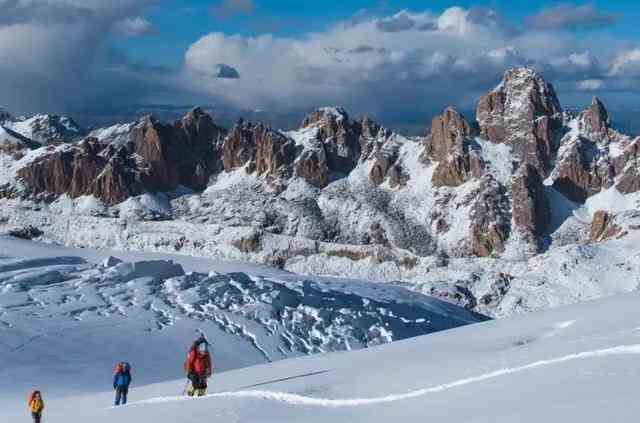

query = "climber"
[113, 361, 133, 406]
[184, 334, 213, 397]
[28, 390, 44, 423]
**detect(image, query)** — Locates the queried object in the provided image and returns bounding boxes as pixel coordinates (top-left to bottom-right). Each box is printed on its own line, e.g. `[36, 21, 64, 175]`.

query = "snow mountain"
[1, 67, 640, 318]
[0, 112, 84, 151]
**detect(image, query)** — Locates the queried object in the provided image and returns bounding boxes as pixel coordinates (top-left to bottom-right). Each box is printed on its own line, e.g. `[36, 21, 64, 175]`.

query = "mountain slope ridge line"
[126, 343, 640, 409]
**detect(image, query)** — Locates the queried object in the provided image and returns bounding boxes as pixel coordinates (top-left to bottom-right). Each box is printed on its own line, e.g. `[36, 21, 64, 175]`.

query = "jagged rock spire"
[476, 67, 562, 175]
[583, 96, 609, 134]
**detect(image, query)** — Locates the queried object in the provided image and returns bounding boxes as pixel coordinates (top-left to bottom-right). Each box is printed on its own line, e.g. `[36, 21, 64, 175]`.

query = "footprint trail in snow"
[129, 344, 640, 409]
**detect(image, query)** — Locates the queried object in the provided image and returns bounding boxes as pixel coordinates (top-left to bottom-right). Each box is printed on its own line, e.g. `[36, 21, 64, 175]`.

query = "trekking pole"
[181, 379, 190, 396]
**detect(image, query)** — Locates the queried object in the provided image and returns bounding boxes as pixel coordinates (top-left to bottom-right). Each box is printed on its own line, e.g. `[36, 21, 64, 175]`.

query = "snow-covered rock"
[4, 113, 84, 145]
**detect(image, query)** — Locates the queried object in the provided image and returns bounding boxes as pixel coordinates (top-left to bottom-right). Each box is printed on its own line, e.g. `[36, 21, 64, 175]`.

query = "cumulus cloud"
[609, 48, 640, 76]
[113, 16, 156, 37]
[1, 2, 639, 130]
[577, 79, 604, 91]
[181, 5, 640, 128]
[527, 4, 616, 31]
[211, 0, 256, 19]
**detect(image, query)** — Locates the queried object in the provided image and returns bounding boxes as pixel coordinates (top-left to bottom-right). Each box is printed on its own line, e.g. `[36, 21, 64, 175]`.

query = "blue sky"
[2, 1, 640, 130]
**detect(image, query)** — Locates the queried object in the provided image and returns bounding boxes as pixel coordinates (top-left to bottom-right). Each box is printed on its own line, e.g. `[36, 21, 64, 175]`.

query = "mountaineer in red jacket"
[184, 335, 213, 397]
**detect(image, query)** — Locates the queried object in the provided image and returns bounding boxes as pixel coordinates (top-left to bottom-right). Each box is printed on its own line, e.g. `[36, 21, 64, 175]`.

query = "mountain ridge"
[2, 66, 640, 318]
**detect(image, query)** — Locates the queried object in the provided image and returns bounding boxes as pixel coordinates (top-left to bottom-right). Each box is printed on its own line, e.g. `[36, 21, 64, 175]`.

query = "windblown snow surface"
[2, 238, 640, 421]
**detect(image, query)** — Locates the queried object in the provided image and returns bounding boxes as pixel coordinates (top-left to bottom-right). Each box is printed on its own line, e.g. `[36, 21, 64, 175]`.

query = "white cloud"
[578, 79, 604, 91]
[609, 48, 640, 76]
[113, 16, 155, 37]
[1, 3, 639, 127]
[183, 7, 619, 122]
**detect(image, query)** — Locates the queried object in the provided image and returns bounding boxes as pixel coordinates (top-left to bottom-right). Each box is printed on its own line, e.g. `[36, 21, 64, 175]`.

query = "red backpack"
[113, 361, 132, 374]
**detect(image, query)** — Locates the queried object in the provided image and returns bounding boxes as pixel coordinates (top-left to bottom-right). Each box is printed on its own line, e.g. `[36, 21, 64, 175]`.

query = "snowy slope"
[0, 237, 483, 404]
[4, 288, 640, 422]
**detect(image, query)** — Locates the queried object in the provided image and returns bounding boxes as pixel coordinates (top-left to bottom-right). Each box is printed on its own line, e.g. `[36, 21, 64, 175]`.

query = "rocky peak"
[5, 113, 84, 145]
[222, 119, 296, 188]
[222, 119, 259, 171]
[301, 107, 361, 172]
[476, 67, 562, 174]
[302, 107, 350, 129]
[358, 116, 382, 139]
[175, 107, 226, 149]
[582, 96, 609, 134]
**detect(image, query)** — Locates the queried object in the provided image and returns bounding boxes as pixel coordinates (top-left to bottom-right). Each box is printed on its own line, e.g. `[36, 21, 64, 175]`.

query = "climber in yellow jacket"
[28, 390, 44, 423]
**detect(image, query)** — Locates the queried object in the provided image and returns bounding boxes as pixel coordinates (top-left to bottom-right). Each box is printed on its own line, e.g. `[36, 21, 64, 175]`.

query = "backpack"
[114, 361, 132, 374]
[27, 391, 40, 404]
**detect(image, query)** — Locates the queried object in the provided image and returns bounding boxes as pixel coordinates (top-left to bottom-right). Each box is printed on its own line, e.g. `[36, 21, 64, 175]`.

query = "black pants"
[115, 387, 128, 406]
[189, 373, 207, 390]
[32, 412, 42, 423]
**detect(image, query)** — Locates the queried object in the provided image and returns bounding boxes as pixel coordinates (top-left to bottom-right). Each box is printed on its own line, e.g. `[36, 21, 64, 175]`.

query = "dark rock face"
[470, 177, 511, 257]
[552, 141, 613, 202]
[369, 151, 408, 188]
[222, 120, 297, 188]
[512, 164, 550, 250]
[476, 68, 562, 174]
[615, 139, 640, 194]
[173, 108, 226, 189]
[70, 139, 107, 198]
[223, 119, 258, 172]
[425, 107, 474, 162]
[432, 148, 484, 188]
[369, 150, 398, 186]
[295, 145, 329, 188]
[93, 145, 142, 204]
[426, 108, 484, 187]
[17, 147, 76, 197]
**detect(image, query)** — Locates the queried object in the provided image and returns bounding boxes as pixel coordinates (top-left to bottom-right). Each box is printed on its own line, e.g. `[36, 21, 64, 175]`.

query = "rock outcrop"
[470, 177, 511, 257]
[589, 210, 622, 242]
[295, 144, 329, 188]
[426, 108, 483, 187]
[552, 140, 612, 202]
